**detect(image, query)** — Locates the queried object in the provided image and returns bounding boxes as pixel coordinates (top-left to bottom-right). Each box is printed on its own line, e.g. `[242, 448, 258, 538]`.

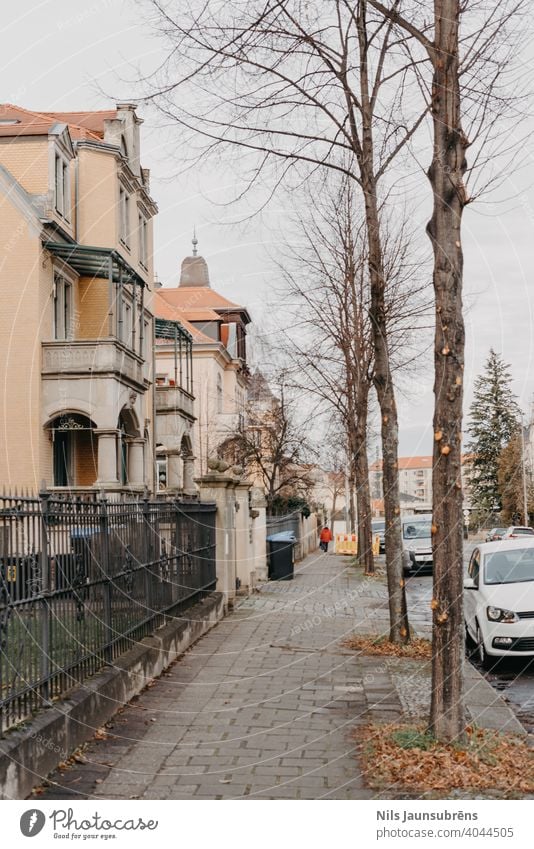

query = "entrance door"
[53, 430, 72, 486]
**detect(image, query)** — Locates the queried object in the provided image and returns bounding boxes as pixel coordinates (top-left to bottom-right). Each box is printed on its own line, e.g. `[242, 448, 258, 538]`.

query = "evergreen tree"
[466, 349, 521, 521]
[498, 432, 534, 525]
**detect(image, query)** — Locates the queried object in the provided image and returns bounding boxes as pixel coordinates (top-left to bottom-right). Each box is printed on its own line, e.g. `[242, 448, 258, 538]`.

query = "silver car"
[402, 514, 433, 575]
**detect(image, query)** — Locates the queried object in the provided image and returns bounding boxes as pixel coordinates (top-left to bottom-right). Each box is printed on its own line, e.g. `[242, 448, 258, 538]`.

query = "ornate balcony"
[155, 384, 195, 420]
[42, 339, 145, 390]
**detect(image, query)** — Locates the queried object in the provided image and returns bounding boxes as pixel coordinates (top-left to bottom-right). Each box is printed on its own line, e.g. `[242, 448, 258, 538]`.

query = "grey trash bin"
[267, 531, 296, 581]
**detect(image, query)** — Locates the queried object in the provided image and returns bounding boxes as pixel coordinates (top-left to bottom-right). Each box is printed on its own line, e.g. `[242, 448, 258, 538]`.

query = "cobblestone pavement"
[34, 551, 521, 801]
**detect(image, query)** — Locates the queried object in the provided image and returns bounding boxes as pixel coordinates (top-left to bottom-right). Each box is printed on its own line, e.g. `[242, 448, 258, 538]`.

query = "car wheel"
[476, 622, 492, 671]
[465, 622, 476, 656]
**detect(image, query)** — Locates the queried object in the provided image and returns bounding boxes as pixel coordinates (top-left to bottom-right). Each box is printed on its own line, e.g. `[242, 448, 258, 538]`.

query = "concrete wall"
[198, 468, 268, 600]
[0, 592, 224, 800]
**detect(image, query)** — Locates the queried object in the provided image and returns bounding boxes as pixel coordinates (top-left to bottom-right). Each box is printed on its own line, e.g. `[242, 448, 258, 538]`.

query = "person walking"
[319, 526, 333, 553]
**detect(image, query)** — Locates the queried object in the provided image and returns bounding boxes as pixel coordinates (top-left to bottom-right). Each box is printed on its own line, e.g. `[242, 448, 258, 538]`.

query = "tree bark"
[427, 0, 468, 741]
[354, 419, 374, 574]
[348, 463, 356, 535]
[358, 0, 409, 642]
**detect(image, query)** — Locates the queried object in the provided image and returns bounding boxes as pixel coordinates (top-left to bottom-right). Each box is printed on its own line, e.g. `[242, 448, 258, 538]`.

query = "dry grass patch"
[358, 722, 534, 795]
[343, 634, 432, 660]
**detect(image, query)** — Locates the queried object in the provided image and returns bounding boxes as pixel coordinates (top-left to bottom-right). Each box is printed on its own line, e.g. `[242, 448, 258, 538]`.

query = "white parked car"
[464, 539, 534, 668]
[401, 514, 433, 575]
[501, 526, 534, 539]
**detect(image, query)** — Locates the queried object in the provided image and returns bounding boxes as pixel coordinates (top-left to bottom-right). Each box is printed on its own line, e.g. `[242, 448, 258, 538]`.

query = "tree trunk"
[357, 1, 409, 642]
[331, 490, 338, 528]
[348, 464, 356, 535]
[354, 433, 374, 574]
[427, 0, 468, 741]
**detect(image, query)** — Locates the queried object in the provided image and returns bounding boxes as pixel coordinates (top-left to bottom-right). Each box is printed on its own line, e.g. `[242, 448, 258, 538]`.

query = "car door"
[464, 548, 480, 639]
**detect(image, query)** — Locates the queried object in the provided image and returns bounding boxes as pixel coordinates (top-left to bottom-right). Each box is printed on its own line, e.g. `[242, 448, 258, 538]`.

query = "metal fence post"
[142, 496, 153, 621]
[99, 494, 113, 663]
[39, 486, 51, 707]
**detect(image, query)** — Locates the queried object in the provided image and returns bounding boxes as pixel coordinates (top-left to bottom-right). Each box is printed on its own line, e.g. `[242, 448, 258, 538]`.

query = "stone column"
[95, 429, 119, 487]
[234, 477, 253, 591]
[127, 437, 145, 487]
[167, 450, 182, 490]
[250, 487, 268, 582]
[197, 472, 237, 612]
[183, 454, 197, 495]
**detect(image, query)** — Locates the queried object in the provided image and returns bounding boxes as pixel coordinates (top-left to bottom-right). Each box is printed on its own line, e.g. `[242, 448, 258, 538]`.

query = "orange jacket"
[320, 528, 333, 542]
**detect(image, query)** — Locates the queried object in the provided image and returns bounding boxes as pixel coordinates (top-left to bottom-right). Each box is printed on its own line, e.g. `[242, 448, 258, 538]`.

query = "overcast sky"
[4, 0, 534, 457]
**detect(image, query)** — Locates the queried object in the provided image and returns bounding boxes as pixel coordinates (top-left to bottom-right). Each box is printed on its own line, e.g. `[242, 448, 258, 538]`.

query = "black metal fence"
[0, 491, 216, 734]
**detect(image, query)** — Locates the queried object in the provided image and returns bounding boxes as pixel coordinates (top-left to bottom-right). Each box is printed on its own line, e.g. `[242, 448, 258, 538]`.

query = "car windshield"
[511, 528, 534, 535]
[372, 521, 385, 532]
[403, 521, 431, 540]
[484, 548, 534, 584]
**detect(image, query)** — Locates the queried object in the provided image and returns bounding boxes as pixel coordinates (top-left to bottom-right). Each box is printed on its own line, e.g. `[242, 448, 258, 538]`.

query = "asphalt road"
[405, 542, 534, 736]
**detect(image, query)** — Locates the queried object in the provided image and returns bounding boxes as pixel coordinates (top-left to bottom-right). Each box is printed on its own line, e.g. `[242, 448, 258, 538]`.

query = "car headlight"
[486, 606, 519, 623]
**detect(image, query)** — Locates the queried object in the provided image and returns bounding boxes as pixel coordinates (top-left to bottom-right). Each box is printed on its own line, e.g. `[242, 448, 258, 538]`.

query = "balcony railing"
[216, 411, 245, 436]
[42, 339, 145, 389]
[155, 384, 195, 419]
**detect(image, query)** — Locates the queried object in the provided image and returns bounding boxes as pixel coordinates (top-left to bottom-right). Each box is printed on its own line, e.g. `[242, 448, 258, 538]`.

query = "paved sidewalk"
[35, 551, 524, 800]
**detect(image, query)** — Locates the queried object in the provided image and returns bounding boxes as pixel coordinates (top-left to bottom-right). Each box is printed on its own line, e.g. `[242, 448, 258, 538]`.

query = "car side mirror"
[464, 577, 477, 590]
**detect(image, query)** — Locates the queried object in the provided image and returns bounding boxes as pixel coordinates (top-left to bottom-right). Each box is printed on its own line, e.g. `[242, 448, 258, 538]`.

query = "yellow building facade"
[0, 103, 157, 492]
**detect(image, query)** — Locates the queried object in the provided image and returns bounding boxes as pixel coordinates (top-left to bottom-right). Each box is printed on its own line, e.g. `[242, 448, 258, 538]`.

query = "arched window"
[48, 413, 97, 488]
[117, 406, 140, 486]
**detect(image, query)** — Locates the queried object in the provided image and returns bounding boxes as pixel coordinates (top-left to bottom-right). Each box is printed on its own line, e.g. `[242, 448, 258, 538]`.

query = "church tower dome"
[179, 230, 210, 287]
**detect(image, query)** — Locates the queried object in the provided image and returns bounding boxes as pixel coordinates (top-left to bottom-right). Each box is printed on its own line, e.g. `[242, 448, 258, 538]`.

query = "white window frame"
[156, 457, 168, 491]
[138, 212, 148, 269]
[54, 152, 70, 221]
[119, 292, 135, 349]
[53, 273, 73, 341]
[119, 186, 130, 248]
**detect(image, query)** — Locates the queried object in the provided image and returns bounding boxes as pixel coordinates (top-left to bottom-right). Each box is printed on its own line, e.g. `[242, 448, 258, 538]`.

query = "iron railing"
[0, 490, 216, 734]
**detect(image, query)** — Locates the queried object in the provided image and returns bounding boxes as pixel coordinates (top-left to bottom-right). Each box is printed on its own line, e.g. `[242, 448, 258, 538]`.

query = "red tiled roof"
[157, 285, 246, 313]
[179, 308, 222, 322]
[370, 454, 472, 472]
[370, 456, 433, 472]
[152, 292, 215, 344]
[0, 104, 105, 141]
[41, 110, 117, 138]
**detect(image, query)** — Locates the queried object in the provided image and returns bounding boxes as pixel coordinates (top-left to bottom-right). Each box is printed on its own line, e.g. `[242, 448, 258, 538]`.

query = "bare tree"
[220, 370, 315, 510]
[142, 0, 431, 641]
[277, 172, 429, 575]
[278, 179, 375, 572]
[367, 0, 527, 741]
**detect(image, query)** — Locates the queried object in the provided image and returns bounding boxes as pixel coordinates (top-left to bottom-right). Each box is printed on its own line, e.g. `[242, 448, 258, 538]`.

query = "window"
[156, 457, 168, 491]
[142, 319, 149, 359]
[54, 154, 70, 220]
[119, 187, 130, 247]
[217, 373, 223, 414]
[468, 550, 480, 587]
[53, 274, 73, 340]
[138, 213, 148, 268]
[124, 301, 132, 347]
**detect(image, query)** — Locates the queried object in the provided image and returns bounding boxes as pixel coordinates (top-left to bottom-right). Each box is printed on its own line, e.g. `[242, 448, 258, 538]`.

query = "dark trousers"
[320, 541, 329, 552]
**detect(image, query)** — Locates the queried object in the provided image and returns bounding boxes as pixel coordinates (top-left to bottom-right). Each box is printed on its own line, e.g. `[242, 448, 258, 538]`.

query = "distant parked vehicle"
[485, 527, 506, 542]
[464, 539, 534, 668]
[502, 526, 534, 540]
[371, 519, 385, 553]
[401, 514, 433, 575]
